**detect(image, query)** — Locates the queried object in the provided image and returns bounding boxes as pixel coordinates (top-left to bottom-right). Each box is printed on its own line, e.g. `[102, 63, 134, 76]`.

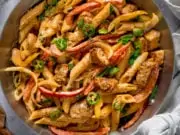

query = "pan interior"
[0, 0, 174, 134]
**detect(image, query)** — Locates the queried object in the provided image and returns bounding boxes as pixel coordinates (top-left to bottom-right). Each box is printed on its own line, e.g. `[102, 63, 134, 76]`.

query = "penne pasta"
[35, 117, 69, 128]
[100, 105, 112, 118]
[92, 3, 111, 28]
[6, 0, 164, 133]
[20, 1, 45, 30]
[62, 98, 72, 113]
[111, 109, 120, 131]
[29, 107, 58, 120]
[94, 98, 103, 118]
[67, 53, 91, 89]
[108, 10, 148, 32]
[113, 83, 138, 93]
[120, 52, 149, 83]
[19, 18, 39, 43]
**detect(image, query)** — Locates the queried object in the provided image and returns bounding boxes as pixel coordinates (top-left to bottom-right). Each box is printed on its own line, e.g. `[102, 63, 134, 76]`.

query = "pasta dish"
[2, 0, 164, 134]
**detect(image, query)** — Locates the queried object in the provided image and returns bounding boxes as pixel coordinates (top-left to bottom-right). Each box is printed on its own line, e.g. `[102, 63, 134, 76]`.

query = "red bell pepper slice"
[66, 2, 101, 25]
[84, 81, 95, 95]
[50, 126, 110, 135]
[39, 87, 85, 98]
[109, 43, 130, 65]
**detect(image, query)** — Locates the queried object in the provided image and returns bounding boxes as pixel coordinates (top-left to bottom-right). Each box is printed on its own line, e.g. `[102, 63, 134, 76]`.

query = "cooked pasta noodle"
[3, 0, 164, 134]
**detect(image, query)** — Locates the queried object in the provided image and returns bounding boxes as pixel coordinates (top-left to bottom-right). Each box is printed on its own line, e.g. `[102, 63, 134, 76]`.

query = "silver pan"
[0, 0, 176, 134]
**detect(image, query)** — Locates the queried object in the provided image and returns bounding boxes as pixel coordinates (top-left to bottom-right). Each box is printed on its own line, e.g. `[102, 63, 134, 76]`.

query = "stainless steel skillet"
[0, 0, 175, 134]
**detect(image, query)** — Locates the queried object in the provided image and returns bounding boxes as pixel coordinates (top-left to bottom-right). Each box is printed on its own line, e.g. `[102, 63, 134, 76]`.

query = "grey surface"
[0, 0, 179, 135]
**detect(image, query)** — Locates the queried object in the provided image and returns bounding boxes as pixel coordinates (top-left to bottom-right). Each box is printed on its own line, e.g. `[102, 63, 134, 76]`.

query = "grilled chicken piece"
[138, 37, 148, 53]
[66, 30, 85, 47]
[150, 50, 165, 65]
[79, 11, 94, 24]
[94, 77, 118, 92]
[145, 30, 160, 51]
[70, 100, 93, 119]
[134, 59, 156, 88]
[121, 4, 138, 14]
[90, 48, 109, 66]
[54, 64, 69, 85]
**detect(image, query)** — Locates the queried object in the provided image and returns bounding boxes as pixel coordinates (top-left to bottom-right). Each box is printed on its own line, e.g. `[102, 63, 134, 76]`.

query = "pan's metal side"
[0, 0, 175, 135]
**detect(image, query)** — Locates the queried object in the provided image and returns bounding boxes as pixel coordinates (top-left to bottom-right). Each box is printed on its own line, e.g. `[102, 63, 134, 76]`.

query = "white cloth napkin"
[132, 0, 180, 134]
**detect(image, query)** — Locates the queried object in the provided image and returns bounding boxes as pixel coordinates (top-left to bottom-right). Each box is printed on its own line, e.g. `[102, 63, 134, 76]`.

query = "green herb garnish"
[40, 98, 53, 105]
[49, 109, 62, 120]
[68, 62, 74, 71]
[118, 34, 134, 45]
[32, 59, 45, 72]
[110, 4, 114, 14]
[99, 66, 120, 77]
[86, 92, 100, 105]
[109, 67, 120, 77]
[149, 85, 158, 101]
[51, 0, 58, 6]
[113, 101, 124, 111]
[52, 38, 68, 51]
[77, 19, 96, 38]
[128, 49, 141, 65]
[133, 28, 144, 37]
[98, 28, 108, 35]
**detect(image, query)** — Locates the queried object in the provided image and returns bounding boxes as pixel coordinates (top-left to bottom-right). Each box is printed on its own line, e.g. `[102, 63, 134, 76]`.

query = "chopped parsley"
[98, 66, 120, 77]
[98, 28, 108, 35]
[52, 38, 68, 51]
[49, 109, 62, 120]
[77, 19, 96, 38]
[129, 40, 142, 65]
[32, 59, 45, 72]
[118, 34, 135, 45]
[149, 85, 158, 101]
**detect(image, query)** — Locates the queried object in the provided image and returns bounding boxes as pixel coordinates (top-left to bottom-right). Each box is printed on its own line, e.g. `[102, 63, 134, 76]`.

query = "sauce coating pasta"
[6, 0, 165, 134]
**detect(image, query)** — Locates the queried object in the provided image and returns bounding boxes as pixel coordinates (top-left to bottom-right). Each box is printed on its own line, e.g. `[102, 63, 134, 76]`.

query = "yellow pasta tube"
[67, 53, 91, 89]
[100, 105, 112, 118]
[113, 83, 138, 93]
[101, 116, 111, 128]
[29, 107, 58, 120]
[20, 1, 45, 30]
[94, 98, 103, 118]
[120, 52, 148, 83]
[19, 18, 39, 43]
[111, 109, 120, 131]
[62, 98, 71, 113]
[101, 95, 114, 103]
[35, 117, 69, 128]
[108, 10, 148, 32]
[120, 101, 145, 118]
[95, 41, 113, 58]
[92, 3, 111, 28]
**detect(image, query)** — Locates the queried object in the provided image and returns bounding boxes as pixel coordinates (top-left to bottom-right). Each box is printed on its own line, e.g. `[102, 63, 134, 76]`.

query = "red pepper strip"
[84, 81, 95, 95]
[106, 0, 126, 11]
[23, 78, 35, 101]
[50, 126, 110, 135]
[39, 87, 85, 98]
[109, 43, 130, 65]
[134, 65, 159, 103]
[123, 103, 146, 129]
[66, 2, 101, 25]
[66, 33, 124, 53]
[40, 51, 50, 61]
[66, 40, 95, 53]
